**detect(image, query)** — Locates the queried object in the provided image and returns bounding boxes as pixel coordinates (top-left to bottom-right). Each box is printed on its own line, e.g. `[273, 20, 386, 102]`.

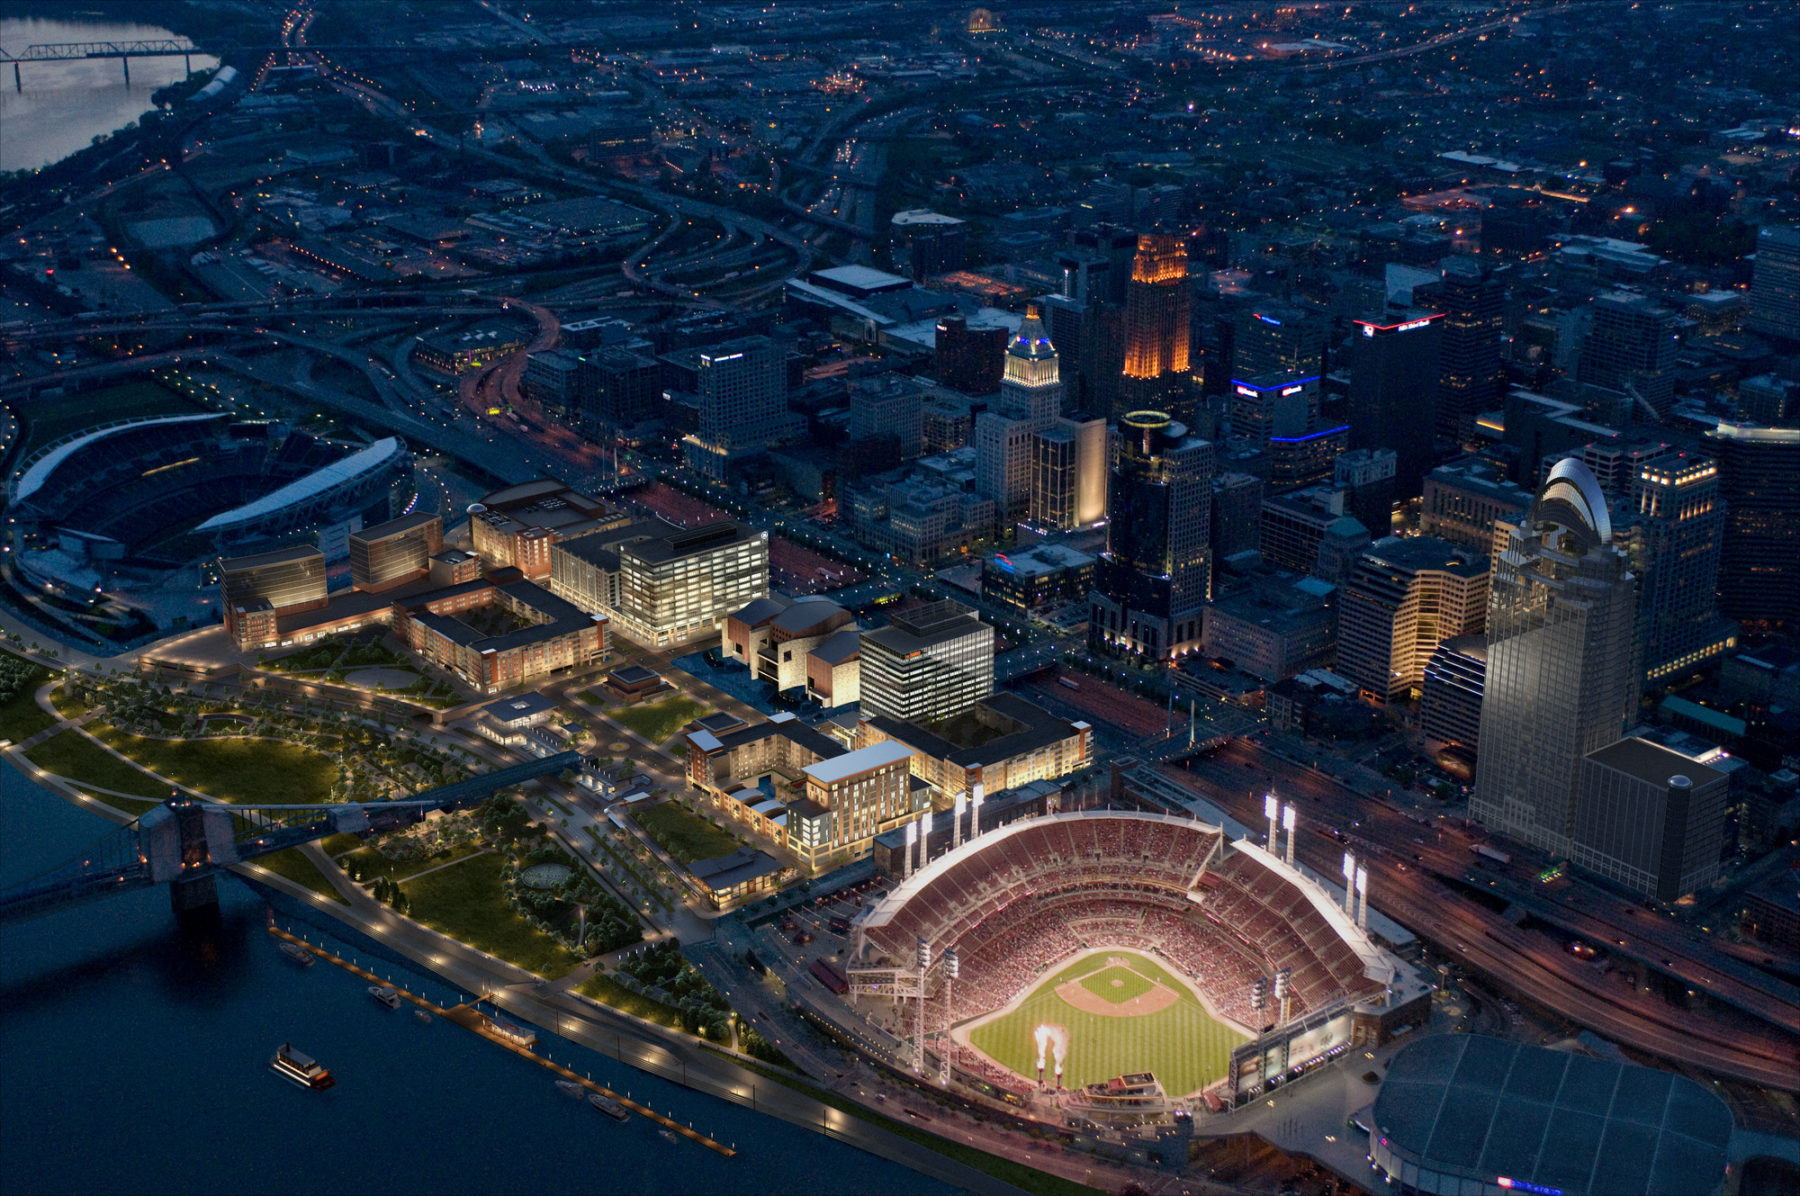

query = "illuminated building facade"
[1117, 235, 1193, 424]
[1620, 452, 1734, 685]
[860, 600, 995, 724]
[1348, 310, 1443, 495]
[1472, 459, 1638, 856]
[1338, 536, 1487, 704]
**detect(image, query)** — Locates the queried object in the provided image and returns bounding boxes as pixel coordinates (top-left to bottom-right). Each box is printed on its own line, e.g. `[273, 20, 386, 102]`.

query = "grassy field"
[90, 727, 336, 804]
[577, 970, 684, 1029]
[633, 800, 740, 865]
[608, 695, 709, 743]
[25, 731, 171, 798]
[252, 848, 348, 903]
[0, 650, 55, 742]
[967, 951, 1245, 1099]
[400, 851, 579, 977]
[340, 842, 486, 884]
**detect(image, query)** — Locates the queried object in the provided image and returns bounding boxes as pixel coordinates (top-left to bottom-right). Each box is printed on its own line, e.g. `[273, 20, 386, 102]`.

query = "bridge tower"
[138, 792, 241, 917]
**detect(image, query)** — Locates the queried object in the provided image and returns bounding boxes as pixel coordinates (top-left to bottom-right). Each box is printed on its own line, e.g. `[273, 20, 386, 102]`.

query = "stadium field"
[964, 950, 1246, 1098]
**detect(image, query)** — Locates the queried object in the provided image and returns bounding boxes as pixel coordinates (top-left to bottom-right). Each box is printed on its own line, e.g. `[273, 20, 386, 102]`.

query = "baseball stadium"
[848, 810, 1428, 1119]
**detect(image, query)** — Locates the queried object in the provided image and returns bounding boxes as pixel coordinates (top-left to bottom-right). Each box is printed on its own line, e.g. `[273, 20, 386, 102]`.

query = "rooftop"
[1586, 737, 1724, 788]
[802, 740, 915, 785]
[1373, 1034, 1731, 1196]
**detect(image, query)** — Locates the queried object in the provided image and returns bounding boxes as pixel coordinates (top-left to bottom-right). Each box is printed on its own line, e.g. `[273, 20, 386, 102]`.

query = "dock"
[268, 925, 736, 1157]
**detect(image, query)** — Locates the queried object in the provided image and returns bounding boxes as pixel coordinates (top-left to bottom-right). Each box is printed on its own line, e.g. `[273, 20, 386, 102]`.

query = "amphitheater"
[7, 412, 413, 600]
[849, 810, 1424, 1109]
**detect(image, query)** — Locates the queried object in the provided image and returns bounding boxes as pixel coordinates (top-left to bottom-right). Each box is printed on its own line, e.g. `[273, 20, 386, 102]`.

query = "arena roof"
[12, 413, 226, 504]
[1373, 1035, 1731, 1196]
[196, 438, 404, 532]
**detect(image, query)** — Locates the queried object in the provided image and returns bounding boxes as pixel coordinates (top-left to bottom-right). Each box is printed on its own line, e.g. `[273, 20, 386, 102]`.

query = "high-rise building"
[1577, 292, 1678, 416]
[859, 600, 995, 724]
[1030, 414, 1107, 531]
[890, 209, 967, 280]
[1231, 372, 1348, 490]
[1334, 448, 1398, 534]
[1436, 257, 1507, 440]
[1349, 310, 1443, 496]
[1210, 472, 1264, 562]
[1706, 420, 1800, 630]
[1117, 235, 1194, 424]
[1088, 411, 1213, 660]
[577, 348, 661, 434]
[1420, 634, 1487, 752]
[684, 336, 791, 479]
[1572, 738, 1728, 902]
[1338, 537, 1488, 704]
[934, 315, 1008, 396]
[974, 304, 1062, 524]
[847, 374, 927, 460]
[1471, 459, 1639, 856]
[1746, 224, 1800, 342]
[1232, 304, 1328, 382]
[1737, 374, 1797, 426]
[612, 520, 770, 648]
[1621, 452, 1734, 685]
[219, 545, 328, 651]
[348, 511, 443, 593]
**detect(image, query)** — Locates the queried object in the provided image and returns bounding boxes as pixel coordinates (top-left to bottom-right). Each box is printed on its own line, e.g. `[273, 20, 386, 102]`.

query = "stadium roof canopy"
[1372, 1034, 1730, 1196]
[197, 437, 403, 532]
[12, 413, 226, 504]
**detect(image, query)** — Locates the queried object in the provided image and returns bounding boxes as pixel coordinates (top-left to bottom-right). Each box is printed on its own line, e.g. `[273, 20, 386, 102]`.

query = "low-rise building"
[473, 691, 561, 746]
[469, 479, 629, 579]
[1420, 459, 1531, 560]
[1200, 577, 1337, 681]
[856, 692, 1091, 801]
[981, 543, 1095, 614]
[391, 572, 608, 694]
[806, 627, 863, 708]
[722, 595, 856, 693]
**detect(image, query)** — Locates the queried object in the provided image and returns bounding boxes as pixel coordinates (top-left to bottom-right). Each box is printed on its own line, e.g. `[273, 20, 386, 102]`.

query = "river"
[0, 15, 220, 174]
[0, 762, 959, 1195]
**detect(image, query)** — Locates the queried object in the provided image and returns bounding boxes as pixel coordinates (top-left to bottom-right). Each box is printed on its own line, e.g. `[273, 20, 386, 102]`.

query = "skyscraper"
[1746, 224, 1799, 343]
[1436, 257, 1507, 440]
[974, 304, 1062, 523]
[1338, 536, 1488, 705]
[1620, 451, 1734, 685]
[934, 315, 1007, 396]
[1117, 235, 1193, 425]
[684, 336, 790, 480]
[1348, 310, 1443, 496]
[1471, 459, 1639, 855]
[1088, 411, 1213, 660]
[1577, 292, 1678, 416]
[1705, 420, 1800, 630]
[1030, 415, 1107, 531]
[1232, 304, 1328, 382]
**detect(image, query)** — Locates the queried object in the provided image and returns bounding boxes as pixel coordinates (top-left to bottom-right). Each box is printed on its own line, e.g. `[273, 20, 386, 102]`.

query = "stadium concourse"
[839, 810, 1431, 1123]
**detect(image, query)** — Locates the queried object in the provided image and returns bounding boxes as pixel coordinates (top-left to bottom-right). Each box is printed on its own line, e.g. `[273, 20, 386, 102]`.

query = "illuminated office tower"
[1348, 310, 1443, 496]
[349, 511, 443, 593]
[860, 600, 995, 724]
[1471, 459, 1639, 855]
[218, 545, 328, 651]
[1232, 303, 1328, 381]
[974, 304, 1062, 523]
[1435, 256, 1507, 439]
[1621, 452, 1733, 685]
[684, 336, 789, 480]
[1117, 235, 1193, 425]
[1746, 224, 1799, 342]
[1338, 536, 1488, 705]
[1088, 411, 1213, 660]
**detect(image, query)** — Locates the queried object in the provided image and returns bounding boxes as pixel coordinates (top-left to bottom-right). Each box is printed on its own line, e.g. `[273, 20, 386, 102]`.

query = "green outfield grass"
[967, 951, 1246, 1098]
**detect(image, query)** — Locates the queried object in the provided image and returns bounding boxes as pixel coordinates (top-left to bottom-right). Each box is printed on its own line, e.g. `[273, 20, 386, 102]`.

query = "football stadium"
[847, 810, 1429, 1119]
[7, 412, 415, 604]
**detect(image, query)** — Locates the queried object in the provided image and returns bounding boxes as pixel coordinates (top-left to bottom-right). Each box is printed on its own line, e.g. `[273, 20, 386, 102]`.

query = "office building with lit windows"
[468, 479, 628, 580]
[1338, 537, 1488, 705]
[1706, 420, 1800, 631]
[860, 600, 995, 724]
[220, 545, 328, 651]
[1420, 634, 1487, 752]
[614, 520, 770, 648]
[1435, 256, 1507, 440]
[1618, 452, 1735, 685]
[1089, 411, 1213, 660]
[1471, 459, 1639, 856]
[348, 511, 443, 593]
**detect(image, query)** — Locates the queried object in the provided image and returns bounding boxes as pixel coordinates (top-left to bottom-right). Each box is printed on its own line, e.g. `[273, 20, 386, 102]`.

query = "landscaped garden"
[633, 800, 742, 865]
[607, 695, 709, 743]
[0, 648, 55, 742]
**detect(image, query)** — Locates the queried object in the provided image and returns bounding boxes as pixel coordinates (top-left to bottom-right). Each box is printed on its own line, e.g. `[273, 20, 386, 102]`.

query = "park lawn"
[251, 847, 348, 904]
[319, 831, 366, 856]
[968, 951, 1245, 1100]
[340, 841, 486, 883]
[0, 650, 56, 742]
[90, 726, 336, 804]
[608, 695, 709, 743]
[25, 731, 170, 798]
[577, 970, 684, 1030]
[633, 800, 740, 865]
[400, 851, 580, 978]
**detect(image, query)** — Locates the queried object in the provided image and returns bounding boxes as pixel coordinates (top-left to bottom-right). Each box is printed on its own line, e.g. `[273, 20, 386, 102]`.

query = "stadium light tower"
[914, 937, 933, 1073]
[1342, 851, 1357, 915]
[904, 820, 917, 879]
[970, 781, 984, 841]
[1282, 804, 1296, 865]
[952, 792, 966, 849]
[940, 947, 959, 1085]
[1264, 793, 1279, 849]
[1356, 866, 1369, 929]
[917, 809, 933, 873]
[1274, 966, 1292, 1028]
